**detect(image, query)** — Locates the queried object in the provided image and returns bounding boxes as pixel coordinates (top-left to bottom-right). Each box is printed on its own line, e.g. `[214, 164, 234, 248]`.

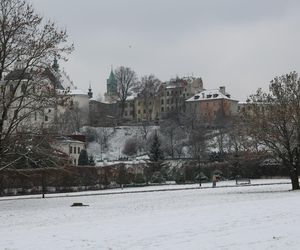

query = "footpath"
[0, 179, 291, 202]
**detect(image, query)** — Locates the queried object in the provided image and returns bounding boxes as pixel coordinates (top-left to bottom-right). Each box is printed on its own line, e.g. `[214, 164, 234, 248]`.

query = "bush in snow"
[122, 137, 138, 156]
[175, 171, 185, 184]
[134, 173, 146, 184]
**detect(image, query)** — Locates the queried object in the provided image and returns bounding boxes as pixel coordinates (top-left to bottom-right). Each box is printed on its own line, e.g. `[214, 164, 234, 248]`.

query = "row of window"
[161, 106, 182, 112]
[165, 88, 187, 96]
[69, 146, 81, 155]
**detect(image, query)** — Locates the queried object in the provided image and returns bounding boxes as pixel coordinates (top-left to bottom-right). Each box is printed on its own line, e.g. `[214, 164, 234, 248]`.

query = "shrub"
[175, 171, 185, 184]
[134, 174, 146, 184]
[122, 138, 138, 156]
[151, 171, 165, 183]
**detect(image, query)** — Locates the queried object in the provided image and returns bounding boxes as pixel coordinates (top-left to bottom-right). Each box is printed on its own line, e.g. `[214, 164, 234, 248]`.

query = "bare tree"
[0, 0, 73, 170]
[114, 66, 137, 118]
[96, 127, 112, 160]
[160, 118, 186, 158]
[136, 74, 161, 122]
[55, 102, 89, 134]
[245, 72, 300, 190]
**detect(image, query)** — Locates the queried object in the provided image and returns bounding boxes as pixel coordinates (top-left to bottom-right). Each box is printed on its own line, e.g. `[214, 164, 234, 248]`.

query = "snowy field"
[1, 181, 300, 249]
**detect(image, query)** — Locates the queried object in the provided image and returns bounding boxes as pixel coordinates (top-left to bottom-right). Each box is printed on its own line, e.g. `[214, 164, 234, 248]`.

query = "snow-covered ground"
[1, 180, 299, 249]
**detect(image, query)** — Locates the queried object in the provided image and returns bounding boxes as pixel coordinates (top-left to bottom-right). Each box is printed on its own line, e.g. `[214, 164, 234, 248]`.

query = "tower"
[88, 83, 93, 99]
[104, 67, 118, 103]
[106, 67, 117, 96]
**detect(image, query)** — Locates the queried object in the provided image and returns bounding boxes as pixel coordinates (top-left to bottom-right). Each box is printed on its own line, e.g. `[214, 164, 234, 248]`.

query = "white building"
[53, 137, 86, 166]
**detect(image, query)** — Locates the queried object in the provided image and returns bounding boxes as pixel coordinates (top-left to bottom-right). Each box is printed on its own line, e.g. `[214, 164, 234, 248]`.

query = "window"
[161, 99, 164, 105]
[138, 110, 141, 114]
[78, 147, 80, 154]
[167, 91, 169, 96]
[74, 159, 76, 165]
[167, 99, 169, 104]
[70, 146, 73, 154]
[161, 107, 164, 112]
[45, 115, 48, 121]
[143, 110, 146, 114]
[34, 112, 37, 121]
[124, 111, 128, 116]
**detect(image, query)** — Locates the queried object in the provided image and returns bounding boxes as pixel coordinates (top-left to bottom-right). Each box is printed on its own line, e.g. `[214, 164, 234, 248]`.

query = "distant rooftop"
[186, 88, 238, 102]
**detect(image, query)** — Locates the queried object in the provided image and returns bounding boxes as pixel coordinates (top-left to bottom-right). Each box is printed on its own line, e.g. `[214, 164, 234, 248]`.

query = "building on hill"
[1, 58, 90, 131]
[89, 99, 119, 127]
[159, 77, 203, 119]
[96, 72, 204, 125]
[186, 86, 238, 125]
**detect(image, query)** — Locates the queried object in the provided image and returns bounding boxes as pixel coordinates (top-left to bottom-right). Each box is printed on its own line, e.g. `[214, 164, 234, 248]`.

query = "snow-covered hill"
[84, 126, 158, 161]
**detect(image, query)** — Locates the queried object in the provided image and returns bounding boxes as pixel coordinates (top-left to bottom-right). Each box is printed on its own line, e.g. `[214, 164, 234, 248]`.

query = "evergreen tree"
[149, 131, 164, 162]
[78, 149, 89, 166]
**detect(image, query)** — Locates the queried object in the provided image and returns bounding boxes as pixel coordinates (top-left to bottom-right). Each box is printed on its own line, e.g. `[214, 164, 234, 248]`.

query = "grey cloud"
[30, 0, 300, 100]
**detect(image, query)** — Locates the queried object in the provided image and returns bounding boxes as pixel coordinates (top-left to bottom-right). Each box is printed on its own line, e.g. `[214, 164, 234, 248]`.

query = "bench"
[236, 178, 251, 185]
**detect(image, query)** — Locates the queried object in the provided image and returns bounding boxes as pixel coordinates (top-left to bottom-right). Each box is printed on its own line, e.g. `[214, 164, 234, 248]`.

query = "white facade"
[53, 138, 86, 166]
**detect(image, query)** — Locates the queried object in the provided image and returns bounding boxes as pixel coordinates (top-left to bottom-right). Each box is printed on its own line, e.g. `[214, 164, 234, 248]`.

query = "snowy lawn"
[1, 182, 299, 250]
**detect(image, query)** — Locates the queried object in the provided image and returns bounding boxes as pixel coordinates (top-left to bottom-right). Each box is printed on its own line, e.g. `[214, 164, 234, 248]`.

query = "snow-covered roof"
[68, 89, 88, 96]
[166, 85, 178, 89]
[126, 93, 138, 101]
[89, 97, 100, 102]
[186, 89, 238, 102]
[54, 136, 85, 145]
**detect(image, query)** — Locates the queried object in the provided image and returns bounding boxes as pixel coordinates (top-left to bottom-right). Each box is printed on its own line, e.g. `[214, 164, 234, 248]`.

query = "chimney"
[219, 86, 226, 95]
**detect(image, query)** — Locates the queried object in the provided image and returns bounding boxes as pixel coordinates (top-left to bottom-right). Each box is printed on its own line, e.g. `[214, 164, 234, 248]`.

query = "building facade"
[186, 86, 238, 124]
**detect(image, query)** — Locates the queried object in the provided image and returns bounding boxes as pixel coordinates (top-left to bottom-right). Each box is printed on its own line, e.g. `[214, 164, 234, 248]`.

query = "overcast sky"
[30, 0, 300, 101]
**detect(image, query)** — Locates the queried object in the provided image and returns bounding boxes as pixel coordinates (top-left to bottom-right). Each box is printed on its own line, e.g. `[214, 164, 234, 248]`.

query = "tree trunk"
[41, 173, 46, 198]
[290, 168, 300, 190]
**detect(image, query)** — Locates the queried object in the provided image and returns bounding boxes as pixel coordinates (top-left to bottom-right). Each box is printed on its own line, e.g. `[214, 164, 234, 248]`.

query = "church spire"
[88, 82, 93, 99]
